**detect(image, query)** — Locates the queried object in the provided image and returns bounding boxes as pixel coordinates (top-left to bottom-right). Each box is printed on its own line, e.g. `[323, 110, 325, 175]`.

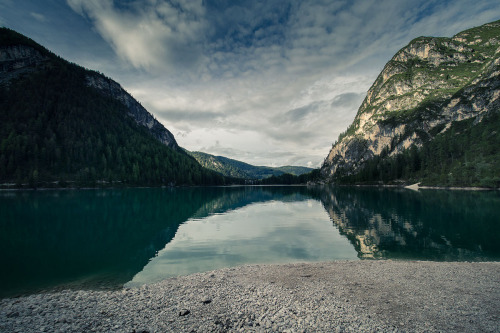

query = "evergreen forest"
[0, 29, 225, 187]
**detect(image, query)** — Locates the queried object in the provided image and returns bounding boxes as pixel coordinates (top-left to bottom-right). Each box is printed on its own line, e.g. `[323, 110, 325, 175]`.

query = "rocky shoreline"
[1, 261, 499, 332]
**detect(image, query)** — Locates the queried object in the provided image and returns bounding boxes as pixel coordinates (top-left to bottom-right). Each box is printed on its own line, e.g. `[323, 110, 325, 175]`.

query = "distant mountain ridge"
[321, 20, 500, 187]
[187, 151, 313, 179]
[0, 28, 223, 186]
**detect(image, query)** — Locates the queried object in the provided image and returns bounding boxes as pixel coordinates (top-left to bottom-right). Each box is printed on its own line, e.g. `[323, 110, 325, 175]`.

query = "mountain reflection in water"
[320, 187, 500, 260]
[1, 186, 498, 297]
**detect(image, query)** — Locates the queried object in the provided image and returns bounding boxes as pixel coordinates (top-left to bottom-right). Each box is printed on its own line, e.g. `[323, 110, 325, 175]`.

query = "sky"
[1, 1, 499, 167]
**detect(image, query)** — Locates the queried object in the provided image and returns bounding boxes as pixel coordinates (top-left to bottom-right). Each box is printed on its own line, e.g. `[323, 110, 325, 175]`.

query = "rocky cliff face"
[0, 30, 178, 150]
[86, 74, 178, 149]
[321, 20, 500, 179]
[0, 45, 49, 85]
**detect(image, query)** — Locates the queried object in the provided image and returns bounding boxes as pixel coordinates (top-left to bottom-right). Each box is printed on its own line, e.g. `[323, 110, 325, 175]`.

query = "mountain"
[274, 165, 314, 176]
[187, 150, 313, 179]
[0, 28, 224, 187]
[321, 20, 500, 187]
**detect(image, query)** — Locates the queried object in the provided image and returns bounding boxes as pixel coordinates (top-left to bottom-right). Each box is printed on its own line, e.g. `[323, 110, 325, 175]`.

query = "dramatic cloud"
[2, 0, 500, 166]
[66, 0, 208, 72]
[30, 12, 47, 23]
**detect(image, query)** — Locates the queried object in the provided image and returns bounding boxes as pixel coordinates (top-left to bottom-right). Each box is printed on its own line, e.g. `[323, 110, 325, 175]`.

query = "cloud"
[279, 92, 365, 126]
[66, 0, 207, 72]
[30, 12, 47, 23]
[331, 92, 365, 108]
[65, 0, 500, 79]
[157, 109, 225, 125]
[283, 101, 325, 123]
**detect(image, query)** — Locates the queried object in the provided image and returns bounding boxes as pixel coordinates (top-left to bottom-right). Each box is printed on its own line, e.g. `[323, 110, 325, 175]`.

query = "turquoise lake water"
[1, 186, 498, 297]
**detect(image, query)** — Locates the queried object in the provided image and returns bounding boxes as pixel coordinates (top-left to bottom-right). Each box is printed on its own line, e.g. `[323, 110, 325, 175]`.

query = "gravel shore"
[1, 261, 499, 332]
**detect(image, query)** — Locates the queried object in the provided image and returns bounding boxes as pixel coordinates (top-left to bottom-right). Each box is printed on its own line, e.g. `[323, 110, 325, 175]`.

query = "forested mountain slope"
[0, 28, 223, 187]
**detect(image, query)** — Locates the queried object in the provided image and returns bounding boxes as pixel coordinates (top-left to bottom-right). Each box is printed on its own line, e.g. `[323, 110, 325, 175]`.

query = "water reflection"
[0, 186, 337, 297]
[127, 199, 356, 286]
[1, 186, 498, 297]
[0, 188, 220, 297]
[320, 187, 500, 260]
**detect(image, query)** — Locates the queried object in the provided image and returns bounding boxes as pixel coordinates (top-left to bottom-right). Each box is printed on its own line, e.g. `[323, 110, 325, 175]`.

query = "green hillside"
[187, 151, 313, 180]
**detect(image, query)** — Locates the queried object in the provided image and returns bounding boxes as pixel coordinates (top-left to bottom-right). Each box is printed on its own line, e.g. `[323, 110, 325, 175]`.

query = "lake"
[1, 186, 499, 298]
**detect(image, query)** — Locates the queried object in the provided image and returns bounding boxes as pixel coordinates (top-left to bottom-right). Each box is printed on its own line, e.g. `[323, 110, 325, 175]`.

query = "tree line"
[334, 110, 500, 188]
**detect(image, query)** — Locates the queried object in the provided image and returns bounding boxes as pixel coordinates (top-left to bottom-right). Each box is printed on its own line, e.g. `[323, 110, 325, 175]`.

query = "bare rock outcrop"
[322, 20, 500, 179]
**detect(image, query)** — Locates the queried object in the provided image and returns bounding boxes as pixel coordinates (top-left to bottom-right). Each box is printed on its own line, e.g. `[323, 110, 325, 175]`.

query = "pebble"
[179, 309, 190, 316]
[0, 261, 498, 332]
